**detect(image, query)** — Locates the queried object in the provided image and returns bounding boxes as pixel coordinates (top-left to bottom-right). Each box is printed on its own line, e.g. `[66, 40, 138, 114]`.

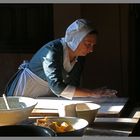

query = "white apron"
[14, 67, 51, 98]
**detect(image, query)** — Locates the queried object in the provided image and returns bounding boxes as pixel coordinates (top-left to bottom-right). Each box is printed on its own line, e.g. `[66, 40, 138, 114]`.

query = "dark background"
[0, 4, 53, 53]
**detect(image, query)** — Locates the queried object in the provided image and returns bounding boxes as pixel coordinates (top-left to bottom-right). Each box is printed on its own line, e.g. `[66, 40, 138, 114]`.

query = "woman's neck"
[68, 47, 77, 63]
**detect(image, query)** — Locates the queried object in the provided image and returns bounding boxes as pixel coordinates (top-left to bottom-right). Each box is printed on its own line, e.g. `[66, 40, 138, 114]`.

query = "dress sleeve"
[42, 45, 67, 96]
[60, 85, 76, 100]
[42, 44, 85, 98]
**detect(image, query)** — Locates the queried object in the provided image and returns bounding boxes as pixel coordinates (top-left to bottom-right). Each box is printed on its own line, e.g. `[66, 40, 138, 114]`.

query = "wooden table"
[0, 95, 136, 137]
[31, 97, 128, 118]
[26, 96, 140, 137]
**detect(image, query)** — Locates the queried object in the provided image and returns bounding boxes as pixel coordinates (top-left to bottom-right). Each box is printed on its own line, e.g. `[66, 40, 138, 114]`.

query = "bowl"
[58, 103, 77, 117]
[0, 124, 56, 136]
[35, 116, 88, 136]
[76, 102, 100, 125]
[0, 96, 38, 126]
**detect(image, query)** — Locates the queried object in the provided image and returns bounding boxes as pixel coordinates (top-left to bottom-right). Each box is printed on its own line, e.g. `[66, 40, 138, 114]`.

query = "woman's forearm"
[74, 87, 117, 98]
[74, 87, 94, 97]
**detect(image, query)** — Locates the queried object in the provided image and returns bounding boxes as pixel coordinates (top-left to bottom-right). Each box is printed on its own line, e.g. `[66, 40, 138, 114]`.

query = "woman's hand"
[91, 87, 118, 98]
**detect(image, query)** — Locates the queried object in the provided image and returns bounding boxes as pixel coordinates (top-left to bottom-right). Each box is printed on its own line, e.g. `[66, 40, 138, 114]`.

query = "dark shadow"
[0, 125, 56, 137]
[129, 118, 140, 136]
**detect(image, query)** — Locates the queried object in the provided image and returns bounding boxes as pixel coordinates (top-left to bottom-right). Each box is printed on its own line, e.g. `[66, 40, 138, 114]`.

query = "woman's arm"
[74, 87, 117, 98]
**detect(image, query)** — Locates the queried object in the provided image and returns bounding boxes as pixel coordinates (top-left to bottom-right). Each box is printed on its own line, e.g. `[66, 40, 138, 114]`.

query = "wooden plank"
[130, 107, 140, 118]
[133, 111, 140, 119]
[97, 103, 126, 117]
[95, 117, 138, 124]
[84, 128, 130, 136]
[91, 117, 139, 133]
[31, 109, 59, 117]
[34, 98, 92, 109]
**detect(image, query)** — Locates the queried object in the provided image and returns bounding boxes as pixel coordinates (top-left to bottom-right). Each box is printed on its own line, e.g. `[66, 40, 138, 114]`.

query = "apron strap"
[5, 60, 29, 96]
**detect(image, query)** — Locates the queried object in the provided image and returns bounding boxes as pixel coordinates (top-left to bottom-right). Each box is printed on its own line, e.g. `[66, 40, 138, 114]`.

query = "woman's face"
[75, 34, 97, 56]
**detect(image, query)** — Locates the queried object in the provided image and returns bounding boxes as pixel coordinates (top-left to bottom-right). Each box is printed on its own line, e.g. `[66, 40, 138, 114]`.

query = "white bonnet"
[64, 19, 94, 51]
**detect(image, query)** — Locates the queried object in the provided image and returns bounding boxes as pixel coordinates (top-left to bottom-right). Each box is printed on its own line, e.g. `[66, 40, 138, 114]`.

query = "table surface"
[31, 97, 128, 118]
[30, 97, 137, 136]
[30, 97, 138, 137]
[0, 96, 137, 137]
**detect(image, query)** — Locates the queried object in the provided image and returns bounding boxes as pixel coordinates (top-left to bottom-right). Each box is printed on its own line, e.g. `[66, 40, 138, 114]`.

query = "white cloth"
[14, 68, 50, 98]
[60, 85, 75, 100]
[62, 38, 76, 72]
[60, 38, 76, 99]
[64, 19, 93, 51]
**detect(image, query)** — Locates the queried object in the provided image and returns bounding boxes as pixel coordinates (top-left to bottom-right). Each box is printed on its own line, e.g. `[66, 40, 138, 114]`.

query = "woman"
[6, 19, 117, 99]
